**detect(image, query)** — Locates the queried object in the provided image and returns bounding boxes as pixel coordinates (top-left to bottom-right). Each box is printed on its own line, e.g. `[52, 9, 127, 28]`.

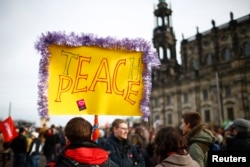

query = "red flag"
[92, 115, 99, 143]
[0, 116, 18, 142]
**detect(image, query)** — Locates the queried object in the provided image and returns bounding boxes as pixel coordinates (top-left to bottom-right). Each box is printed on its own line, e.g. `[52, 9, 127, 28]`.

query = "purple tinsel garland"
[34, 31, 160, 121]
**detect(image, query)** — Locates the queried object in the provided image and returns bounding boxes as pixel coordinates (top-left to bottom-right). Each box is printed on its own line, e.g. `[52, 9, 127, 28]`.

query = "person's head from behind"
[154, 127, 187, 162]
[134, 126, 146, 140]
[111, 119, 129, 141]
[129, 134, 144, 148]
[180, 112, 202, 135]
[64, 117, 92, 144]
[19, 127, 26, 135]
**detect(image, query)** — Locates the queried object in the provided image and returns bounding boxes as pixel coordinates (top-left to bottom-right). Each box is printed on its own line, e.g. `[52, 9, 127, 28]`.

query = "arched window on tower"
[166, 48, 171, 59]
[162, 17, 167, 26]
[159, 47, 164, 60]
[157, 17, 164, 27]
[243, 41, 250, 56]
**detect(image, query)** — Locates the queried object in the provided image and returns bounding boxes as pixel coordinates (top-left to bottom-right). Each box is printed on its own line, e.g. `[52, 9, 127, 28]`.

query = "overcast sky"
[0, 0, 249, 127]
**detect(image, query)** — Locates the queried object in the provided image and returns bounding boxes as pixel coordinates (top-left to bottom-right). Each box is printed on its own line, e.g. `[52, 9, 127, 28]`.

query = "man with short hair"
[103, 119, 145, 167]
[47, 117, 118, 167]
[180, 112, 215, 167]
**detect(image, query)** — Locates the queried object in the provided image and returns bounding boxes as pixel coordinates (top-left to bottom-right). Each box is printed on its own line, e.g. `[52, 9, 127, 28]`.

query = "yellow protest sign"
[48, 45, 143, 116]
[35, 32, 160, 120]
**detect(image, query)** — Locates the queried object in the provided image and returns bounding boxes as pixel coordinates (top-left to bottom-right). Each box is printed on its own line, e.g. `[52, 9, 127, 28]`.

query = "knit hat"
[231, 118, 250, 132]
[31, 132, 39, 138]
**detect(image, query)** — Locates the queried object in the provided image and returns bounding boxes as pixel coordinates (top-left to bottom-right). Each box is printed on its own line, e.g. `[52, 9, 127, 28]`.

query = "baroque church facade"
[150, 0, 250, 128]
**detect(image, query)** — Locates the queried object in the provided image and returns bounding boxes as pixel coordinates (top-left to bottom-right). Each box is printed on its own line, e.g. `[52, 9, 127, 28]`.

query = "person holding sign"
[35, 32, 159, 167]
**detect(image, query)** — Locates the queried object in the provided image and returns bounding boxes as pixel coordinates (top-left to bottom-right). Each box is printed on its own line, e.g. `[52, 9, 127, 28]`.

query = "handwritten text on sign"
[48, 45, 144, 116]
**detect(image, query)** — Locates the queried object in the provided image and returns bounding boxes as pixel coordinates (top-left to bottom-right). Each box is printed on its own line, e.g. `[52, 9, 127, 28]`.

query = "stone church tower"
[152, 0, 180, 81]
[150, 0, 250, 128]
[151, 0, 181, 126]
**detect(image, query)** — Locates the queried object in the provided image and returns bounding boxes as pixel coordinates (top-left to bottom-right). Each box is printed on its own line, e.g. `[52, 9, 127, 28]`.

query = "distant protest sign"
[0, 116, 18, 142]
[35, 32, 160, 120]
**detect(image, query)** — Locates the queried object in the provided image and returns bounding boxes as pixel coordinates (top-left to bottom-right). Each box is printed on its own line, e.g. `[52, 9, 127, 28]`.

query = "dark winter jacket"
[103, 134, 145, 167]
[134, 144, 150, 167]
[10, 134, 27, 154]
[226, 131, 250, 151]
[43, 131, 56, 156]
[49, 140, 118, 167]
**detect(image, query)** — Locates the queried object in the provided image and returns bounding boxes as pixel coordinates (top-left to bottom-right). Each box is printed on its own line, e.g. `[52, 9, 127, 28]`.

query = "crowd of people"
[0, 112, 250, 167]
